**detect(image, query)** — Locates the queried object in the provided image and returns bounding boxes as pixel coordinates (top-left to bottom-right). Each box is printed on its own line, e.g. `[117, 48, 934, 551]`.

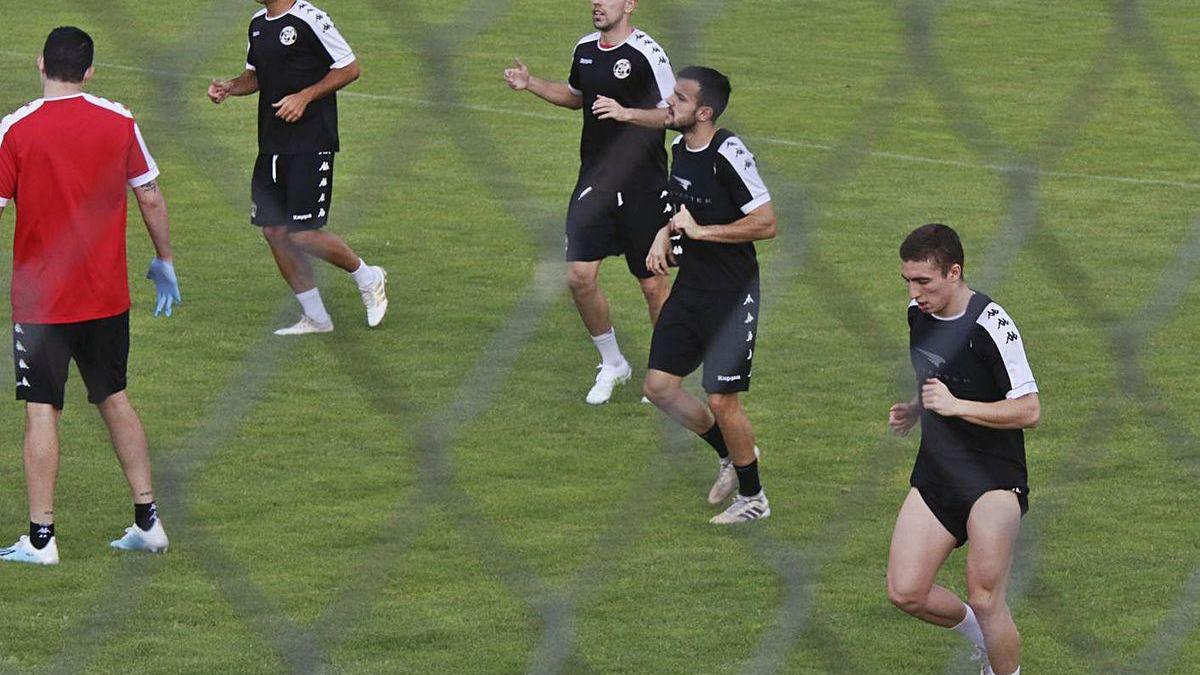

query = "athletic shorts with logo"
[251, 152, 335, 230]
[915, 483, 1029, 547]
[14, 312, 130, 410]
[648, 281, 759, 394]
[565, 180, 670, 279]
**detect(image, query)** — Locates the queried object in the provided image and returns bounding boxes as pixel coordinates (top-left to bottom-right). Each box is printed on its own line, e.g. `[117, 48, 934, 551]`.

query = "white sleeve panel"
[246, 41, 255, 71]
[629, 32, 675, 108]
[127, 123, 160, 188]
[717, 136, 771, 213]
[297, 3, 356, 68]
[975, 302, 1038, 399]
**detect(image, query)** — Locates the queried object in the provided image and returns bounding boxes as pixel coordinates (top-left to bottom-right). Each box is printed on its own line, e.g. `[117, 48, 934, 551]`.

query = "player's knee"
[887, 581, 927, 615]
[286, 228, 318, 248]
[967, 585, 1004, 617]
[637, 275, 666, 297]
[707, 393, 740, 419]
[566, 267, 597, 294]
[262, 225, 289, 244]
[642, 373, 676, 404]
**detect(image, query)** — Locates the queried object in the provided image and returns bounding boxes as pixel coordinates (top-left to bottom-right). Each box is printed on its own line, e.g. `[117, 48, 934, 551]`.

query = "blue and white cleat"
[0, 535, 59, 565]
[110, 519, 169, 553]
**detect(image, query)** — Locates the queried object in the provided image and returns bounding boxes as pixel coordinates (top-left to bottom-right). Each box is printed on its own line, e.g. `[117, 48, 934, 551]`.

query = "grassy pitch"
[0, 1, 1198, 672]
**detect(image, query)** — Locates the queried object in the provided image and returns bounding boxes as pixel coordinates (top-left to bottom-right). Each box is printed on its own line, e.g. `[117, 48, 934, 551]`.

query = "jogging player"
[505, 0, 676, 404]
[0, 27, 180, 564]
[208, 0, 387, 335]
[886, 223, 1040, 675]
[642, 67, 777, 524]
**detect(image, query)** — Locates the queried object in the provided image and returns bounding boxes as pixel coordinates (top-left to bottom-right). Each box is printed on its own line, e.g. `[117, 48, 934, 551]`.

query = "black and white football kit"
[908, 292, 1038, 545]
[648, 130, 771, 393]
[245, 0, 354, 229]
[564, 30, 675, 277]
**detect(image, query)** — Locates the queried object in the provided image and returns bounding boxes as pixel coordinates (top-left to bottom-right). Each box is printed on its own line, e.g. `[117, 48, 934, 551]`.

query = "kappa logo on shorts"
[17, 359, 28, 370]
[613, 58, 632, 79]
[17, 377, 29, 388]
[280, 26, 298, 46]
[746, 349, 753, 360]
[318, 193, 326, 203]
[13, 324, 23, 334]
[746, 330, 754, 342]
[318, 208, 326, 217]
[250, 202, 257, 219]
[293, 213, 313, 221]
[743, 294, 755, 305]
[717, 375, 742, 382]
[744, 312, 754, 324]
[319, 178, 328, 187]
[15, 341, 26, 353]
[672, 245, 683, 256]
[319, 162, 330, 172]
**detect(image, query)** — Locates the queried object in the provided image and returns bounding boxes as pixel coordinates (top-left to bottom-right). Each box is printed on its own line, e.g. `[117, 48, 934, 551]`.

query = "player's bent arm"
[297, 60, 360, 104]
[226, 69, 259, 96]
[133, 180, 173, 261]
[691, 202, 777, 244]
[954, 393, 1040, 430]
[526, 76, 583, 110]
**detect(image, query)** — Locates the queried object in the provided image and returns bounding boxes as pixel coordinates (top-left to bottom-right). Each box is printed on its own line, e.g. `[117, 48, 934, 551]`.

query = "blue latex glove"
[146, 258, 181, 317]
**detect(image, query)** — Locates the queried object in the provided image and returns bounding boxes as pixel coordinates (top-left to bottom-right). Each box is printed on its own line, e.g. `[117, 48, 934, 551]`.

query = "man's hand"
[504, 58, 531, 91]
[273, 92, 312, 123]
[592, 95, 631, 122]
[888, 402, 919, 436]
[920, 378, 959, 417]
[645, 226, 676, 276]
[670, 204, 705, 241]
[146, 258, 181, 317]
[208, 79, 233, 104]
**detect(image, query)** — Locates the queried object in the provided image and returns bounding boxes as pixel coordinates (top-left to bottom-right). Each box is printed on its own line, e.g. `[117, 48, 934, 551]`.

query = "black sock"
[135, 501, 157, 531]
[29, 521, 54, 550]
[699, 422, 730, 460]
[734, 460, 762, 497]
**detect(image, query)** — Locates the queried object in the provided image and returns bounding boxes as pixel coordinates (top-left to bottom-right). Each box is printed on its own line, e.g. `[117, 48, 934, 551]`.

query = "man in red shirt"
[0, 27, 180, 565]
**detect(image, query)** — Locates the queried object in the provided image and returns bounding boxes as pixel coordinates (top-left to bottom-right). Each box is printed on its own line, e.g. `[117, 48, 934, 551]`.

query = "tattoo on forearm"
[136, 180, 159, 194]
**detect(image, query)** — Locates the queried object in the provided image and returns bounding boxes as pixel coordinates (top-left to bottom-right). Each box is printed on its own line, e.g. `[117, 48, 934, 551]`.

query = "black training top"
[567, 30, 675, 193]
[666, 129, 772, 292]
[908, 291, 1038, 498]
[246, 1, 356, 155]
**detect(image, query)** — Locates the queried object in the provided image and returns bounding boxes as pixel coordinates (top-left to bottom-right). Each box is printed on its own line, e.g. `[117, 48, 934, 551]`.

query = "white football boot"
[0, 535, 59, 565]
[274, 315, 334, 336]
[586, 361, 632, 405]
[709, 491, 771, 524]
[110, 519, 169, 553]
[707, 446, 761, 505]
[359, 266, 388, 328]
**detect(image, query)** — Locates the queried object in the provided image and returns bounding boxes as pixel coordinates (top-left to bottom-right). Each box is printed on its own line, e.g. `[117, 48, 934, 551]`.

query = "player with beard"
[642, 67, 776, 524]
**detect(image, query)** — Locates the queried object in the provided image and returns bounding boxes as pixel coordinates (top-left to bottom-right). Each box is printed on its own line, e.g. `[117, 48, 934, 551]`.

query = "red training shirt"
[0, 93, 158, 324]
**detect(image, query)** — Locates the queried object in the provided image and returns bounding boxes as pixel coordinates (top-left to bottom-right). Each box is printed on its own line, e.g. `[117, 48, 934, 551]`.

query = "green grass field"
[1, 0, 1198, 672]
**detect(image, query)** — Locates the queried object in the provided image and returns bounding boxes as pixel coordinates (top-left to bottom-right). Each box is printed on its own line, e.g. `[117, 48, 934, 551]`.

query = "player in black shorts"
[505, 0, 677, 404]
[886, 224, 1040, 675]
[640, 67, 777, 524]
[208, 0, 388, 335]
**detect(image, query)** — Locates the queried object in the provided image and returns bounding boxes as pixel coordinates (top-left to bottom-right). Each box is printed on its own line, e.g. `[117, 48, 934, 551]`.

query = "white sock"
[591, 328, 625, 367]
[349, 259, 378, 289]
[951, 604, 986, 651]
[295, 288, 331, 324]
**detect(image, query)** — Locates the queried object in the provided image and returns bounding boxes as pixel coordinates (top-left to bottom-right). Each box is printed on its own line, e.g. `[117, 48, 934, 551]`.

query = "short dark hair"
[43, 26, 94, 83]
[900, 223, 964, 275]
[677, 65, 731, 120]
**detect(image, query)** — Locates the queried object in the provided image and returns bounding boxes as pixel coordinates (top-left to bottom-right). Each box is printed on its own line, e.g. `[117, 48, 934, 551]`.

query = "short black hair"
[43, 26, 94, 83]
[677, 65, 731, 120]
[900, 223, 964, 275]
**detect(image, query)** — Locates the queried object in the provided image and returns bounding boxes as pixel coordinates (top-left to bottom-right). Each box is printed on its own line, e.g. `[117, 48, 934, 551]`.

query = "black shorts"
[647, 281, 759, 393]
[14, 311, 130, 410]
[564, 182, 670, 279]
[251, 152, 335, 230]
[915, 484, 1030, 548]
